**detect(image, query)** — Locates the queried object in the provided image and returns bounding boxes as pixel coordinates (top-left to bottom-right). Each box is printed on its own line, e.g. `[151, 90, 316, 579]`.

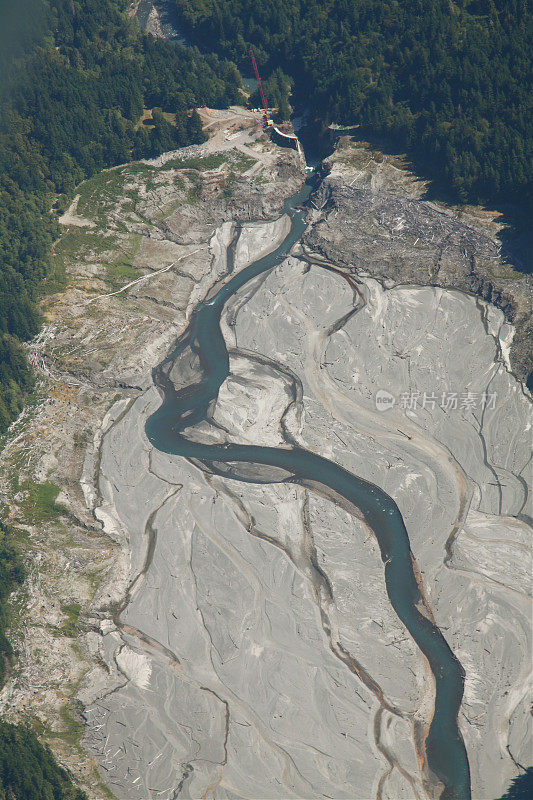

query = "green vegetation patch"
[41, 256, 68, 297]
[76, 164, 155, 219]
[59, 603, 82, 638]
[0, 336, 34, 434]
[230, 152, 257, 172]
[54, 227, 118, 265]
[19, 480, 67, 525]
[104, 262, 140, 291]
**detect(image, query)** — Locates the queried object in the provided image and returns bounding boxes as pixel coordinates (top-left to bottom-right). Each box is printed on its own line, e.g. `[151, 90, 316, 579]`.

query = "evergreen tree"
[175, 0, 532, 208]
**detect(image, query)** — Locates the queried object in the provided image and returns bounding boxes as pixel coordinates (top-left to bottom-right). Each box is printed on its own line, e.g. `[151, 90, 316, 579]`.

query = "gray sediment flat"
[80, 144, 531, 800]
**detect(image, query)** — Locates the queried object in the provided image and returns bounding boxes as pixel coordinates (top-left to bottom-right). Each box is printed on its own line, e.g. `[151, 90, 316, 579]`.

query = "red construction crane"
[250, 48, 270, 124]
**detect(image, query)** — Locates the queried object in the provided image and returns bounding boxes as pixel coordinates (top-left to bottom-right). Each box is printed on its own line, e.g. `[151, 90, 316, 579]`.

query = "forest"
[0, 721, 87, 799]
[174, 0, 532, 208]
[0, 521, 25, 686]
[0, 0, 240, 437]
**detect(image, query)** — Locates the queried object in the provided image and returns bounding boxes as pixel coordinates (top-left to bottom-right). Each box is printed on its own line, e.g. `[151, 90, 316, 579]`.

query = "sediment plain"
[0, 111, 531, 800]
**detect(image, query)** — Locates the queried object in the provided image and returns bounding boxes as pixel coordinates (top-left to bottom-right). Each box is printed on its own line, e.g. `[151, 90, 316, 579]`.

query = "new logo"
[375, 389, 396, 412]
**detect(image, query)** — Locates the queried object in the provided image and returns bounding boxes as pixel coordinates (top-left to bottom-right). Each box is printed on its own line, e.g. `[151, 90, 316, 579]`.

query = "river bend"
[145, 181, 471, 800]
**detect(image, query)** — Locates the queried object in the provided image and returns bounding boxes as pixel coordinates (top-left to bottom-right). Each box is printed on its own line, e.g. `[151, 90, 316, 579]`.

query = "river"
[144, 178, 472, 799]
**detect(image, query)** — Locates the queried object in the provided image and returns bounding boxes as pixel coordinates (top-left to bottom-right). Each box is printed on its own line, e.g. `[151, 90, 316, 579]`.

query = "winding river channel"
[145, 180, 472, 799]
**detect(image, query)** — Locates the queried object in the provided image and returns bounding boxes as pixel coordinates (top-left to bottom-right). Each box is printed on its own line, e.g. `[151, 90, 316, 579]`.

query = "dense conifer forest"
[174, 0, 532, 208]
[0, 521, 25, 686]
[0, 721, 87, 799]
[0, 0, 240, 437]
